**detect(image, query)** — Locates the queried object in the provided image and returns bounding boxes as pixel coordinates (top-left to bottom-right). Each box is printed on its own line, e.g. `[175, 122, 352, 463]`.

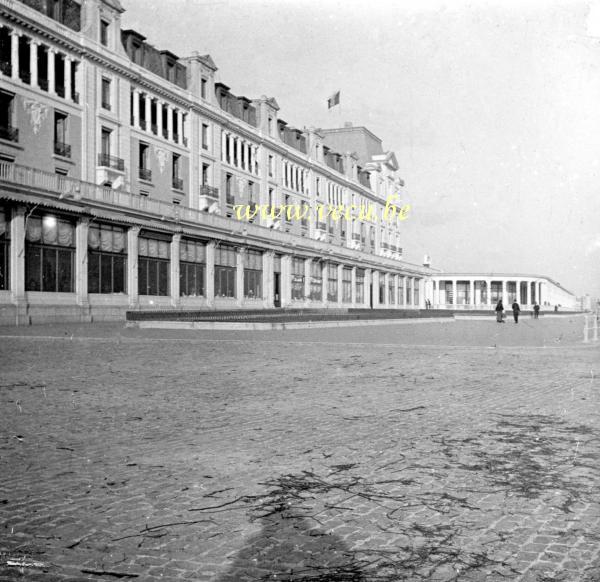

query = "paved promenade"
[0, 317, 599, 581]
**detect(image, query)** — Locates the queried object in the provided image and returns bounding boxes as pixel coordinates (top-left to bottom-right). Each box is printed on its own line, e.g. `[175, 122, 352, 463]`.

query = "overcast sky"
[122, 0, 600, 298]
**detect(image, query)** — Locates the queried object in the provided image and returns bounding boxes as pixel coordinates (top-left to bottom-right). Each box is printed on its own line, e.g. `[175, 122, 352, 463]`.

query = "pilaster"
[170, 233, 181, 307]
[127, 227, 139, 308]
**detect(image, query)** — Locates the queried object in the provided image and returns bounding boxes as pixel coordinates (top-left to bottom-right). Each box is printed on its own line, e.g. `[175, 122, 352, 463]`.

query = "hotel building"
[0, 0, 431, 325]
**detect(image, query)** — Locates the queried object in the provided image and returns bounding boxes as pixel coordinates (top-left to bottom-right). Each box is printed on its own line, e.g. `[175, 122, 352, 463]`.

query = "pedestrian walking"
[533, 302, 540, 319]
[495, 300, 504, 323]
[512, 300, 521, 323]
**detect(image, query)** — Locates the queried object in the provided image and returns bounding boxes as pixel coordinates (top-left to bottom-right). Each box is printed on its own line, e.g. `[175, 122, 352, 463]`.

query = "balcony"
[56, 85, 65, 98]
[173, 133, 180, 144]
[0, 161, 414, 277]
[19, 70, 31, 84]
[151, 124, 158, 135]
[0, 61, 11, 76]
[102, 101, 111, 111]
[140, 119, 147, 130]
[200, 185, 219, 199]
[226, 193, 235, 206]
[0, 125, 18, 143]
[98, 154, 125, 171]
[39, 78, 49, 92]
[139, 168, 152, 182]
[54, 141, 72, 158]
[172, 177, 183, 191]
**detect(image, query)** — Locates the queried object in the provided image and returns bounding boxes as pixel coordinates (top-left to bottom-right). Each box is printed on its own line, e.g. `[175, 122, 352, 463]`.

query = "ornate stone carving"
[24, 99, 49, 135]
[155, 148, 168, 174]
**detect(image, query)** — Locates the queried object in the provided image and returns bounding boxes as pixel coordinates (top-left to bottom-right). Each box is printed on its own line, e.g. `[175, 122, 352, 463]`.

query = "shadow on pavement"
[215, 510, 366, 581]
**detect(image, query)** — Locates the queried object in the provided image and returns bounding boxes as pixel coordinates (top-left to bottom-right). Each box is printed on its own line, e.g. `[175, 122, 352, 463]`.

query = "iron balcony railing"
[0, 125, 19, 142]
[98, 153, 125, 171]
[172, 177, 184, 191]
[0, 61, 11, 76]
[200, 185, 219, 199]
[54, 141, 72, 158]
[139, 168, 152, 181]
[102, 100, 111, 110]
[56, 85, 65, 98]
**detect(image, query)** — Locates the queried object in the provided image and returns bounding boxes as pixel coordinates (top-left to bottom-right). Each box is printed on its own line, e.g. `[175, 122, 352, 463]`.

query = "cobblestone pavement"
[0, 318, 599, 581]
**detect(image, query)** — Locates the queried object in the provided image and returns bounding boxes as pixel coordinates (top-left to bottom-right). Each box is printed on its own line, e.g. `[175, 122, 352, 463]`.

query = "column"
[206, 241, 215, 307]
[228, 134, 235, 165]
[281, 255, 292, 307]
[236, 139, 243, 170]
[30, 39, 38, 87]
[221, 130, 227, 162]
[132, 89, 140, 129]
[10, 207, 26, 305]
[170, 234, 181, 307]
[10, 30, 19, 80]
[48, 47, 56, 94]
[337, 264, 343, 307]
[304, 259, 311, 302]
[157, 101, 163, 137]
[75, 218, 89, 307]
[177, 110, 184, 144]
[263, 251, 274, 308]
[127, 227, 140, 307]
[145, 95, 151, 132]
[469, 279, 475, 307]
[236, 247, 244, 306]
[64, 55, 72, 100]
[452, 279, 457, 307]
[167, 105, 174, 141]
[351, 266, 357, 307]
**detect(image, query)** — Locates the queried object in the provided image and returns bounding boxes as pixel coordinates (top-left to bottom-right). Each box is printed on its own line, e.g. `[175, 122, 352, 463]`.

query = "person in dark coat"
[533, 302, 540, 319]
[495, 300, 504, 323]
[512, 300, 521, 323]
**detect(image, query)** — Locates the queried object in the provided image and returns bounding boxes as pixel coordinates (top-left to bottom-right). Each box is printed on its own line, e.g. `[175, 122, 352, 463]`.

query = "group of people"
[495, 300, 540, 323]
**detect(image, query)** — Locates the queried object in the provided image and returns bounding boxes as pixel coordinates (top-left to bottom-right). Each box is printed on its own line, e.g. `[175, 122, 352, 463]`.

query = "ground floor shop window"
[327, 264, 338, 302]
[214, 244, 236, 298]
[342, 268, 352, 303]
[244, 249, 262, 299]
[491, 282, 502, 304]
[310, 261, 322, 301]
[25, 215, 75, 292]
[398, 278, 404, 306]
[180, 239, 205, 297]
[379, 276, 385, 304]
[414, 281, 419, 306]
[291, 257, 305, 300]
[138, 235, 170, 296]
[388, 276, 395, 305]
[88, 224, 126, 293]
[355, 269, 364, 304]
[0, 209, 8, 290]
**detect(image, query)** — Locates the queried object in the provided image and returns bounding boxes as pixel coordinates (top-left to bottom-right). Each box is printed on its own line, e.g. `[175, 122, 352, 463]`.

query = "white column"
[10, 207, 26, 305]
[30, 39, 38, 87]
[236, 139, 243, 170]
[236, 248, 245, 306]
[64, 55, 71, 100]
[281, 255, 292, 307]
[47, 47, 56, 94]
[75, 218, 89, 307]
[228, 134, 235, 165]
[502, 280, 508, 305]
[10, 30, 19, 80]
[157, 101, 163, 137]
[170, 234, 181, 307]
[177, 109, 183, 144]
[132, 89, 140, 129]
[127, 227, 139, 307]
[263, 251, 274, 308]
[469, 279, 475, 307]
[221, 130, 227, 162]
[145, 95, 151, 132]
[206, 241, 215, 307]
[167, 105, 174, 141]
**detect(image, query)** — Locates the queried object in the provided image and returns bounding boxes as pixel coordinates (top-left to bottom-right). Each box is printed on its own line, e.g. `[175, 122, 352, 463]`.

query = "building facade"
[0, 0, 430, 325]
[427, 273, 578, 311]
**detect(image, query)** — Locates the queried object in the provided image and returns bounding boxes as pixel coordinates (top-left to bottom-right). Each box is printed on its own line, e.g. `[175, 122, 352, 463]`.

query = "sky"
[122, 0, 600, 298]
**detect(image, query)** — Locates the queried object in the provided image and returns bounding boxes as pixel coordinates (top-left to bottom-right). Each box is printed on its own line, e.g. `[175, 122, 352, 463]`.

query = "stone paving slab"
[0, 319, 598, 581]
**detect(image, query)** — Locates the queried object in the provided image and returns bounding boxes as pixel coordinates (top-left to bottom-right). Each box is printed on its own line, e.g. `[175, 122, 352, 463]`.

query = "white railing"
[0, 161, 426, 273]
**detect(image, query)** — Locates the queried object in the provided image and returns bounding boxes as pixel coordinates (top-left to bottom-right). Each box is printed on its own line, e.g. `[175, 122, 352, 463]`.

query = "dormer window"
[132, 40, 143, 65]
[100, 19, 109, 46]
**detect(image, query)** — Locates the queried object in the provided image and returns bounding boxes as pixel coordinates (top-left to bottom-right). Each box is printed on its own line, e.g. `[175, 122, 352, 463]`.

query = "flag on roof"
[327, 91, 340, 109]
